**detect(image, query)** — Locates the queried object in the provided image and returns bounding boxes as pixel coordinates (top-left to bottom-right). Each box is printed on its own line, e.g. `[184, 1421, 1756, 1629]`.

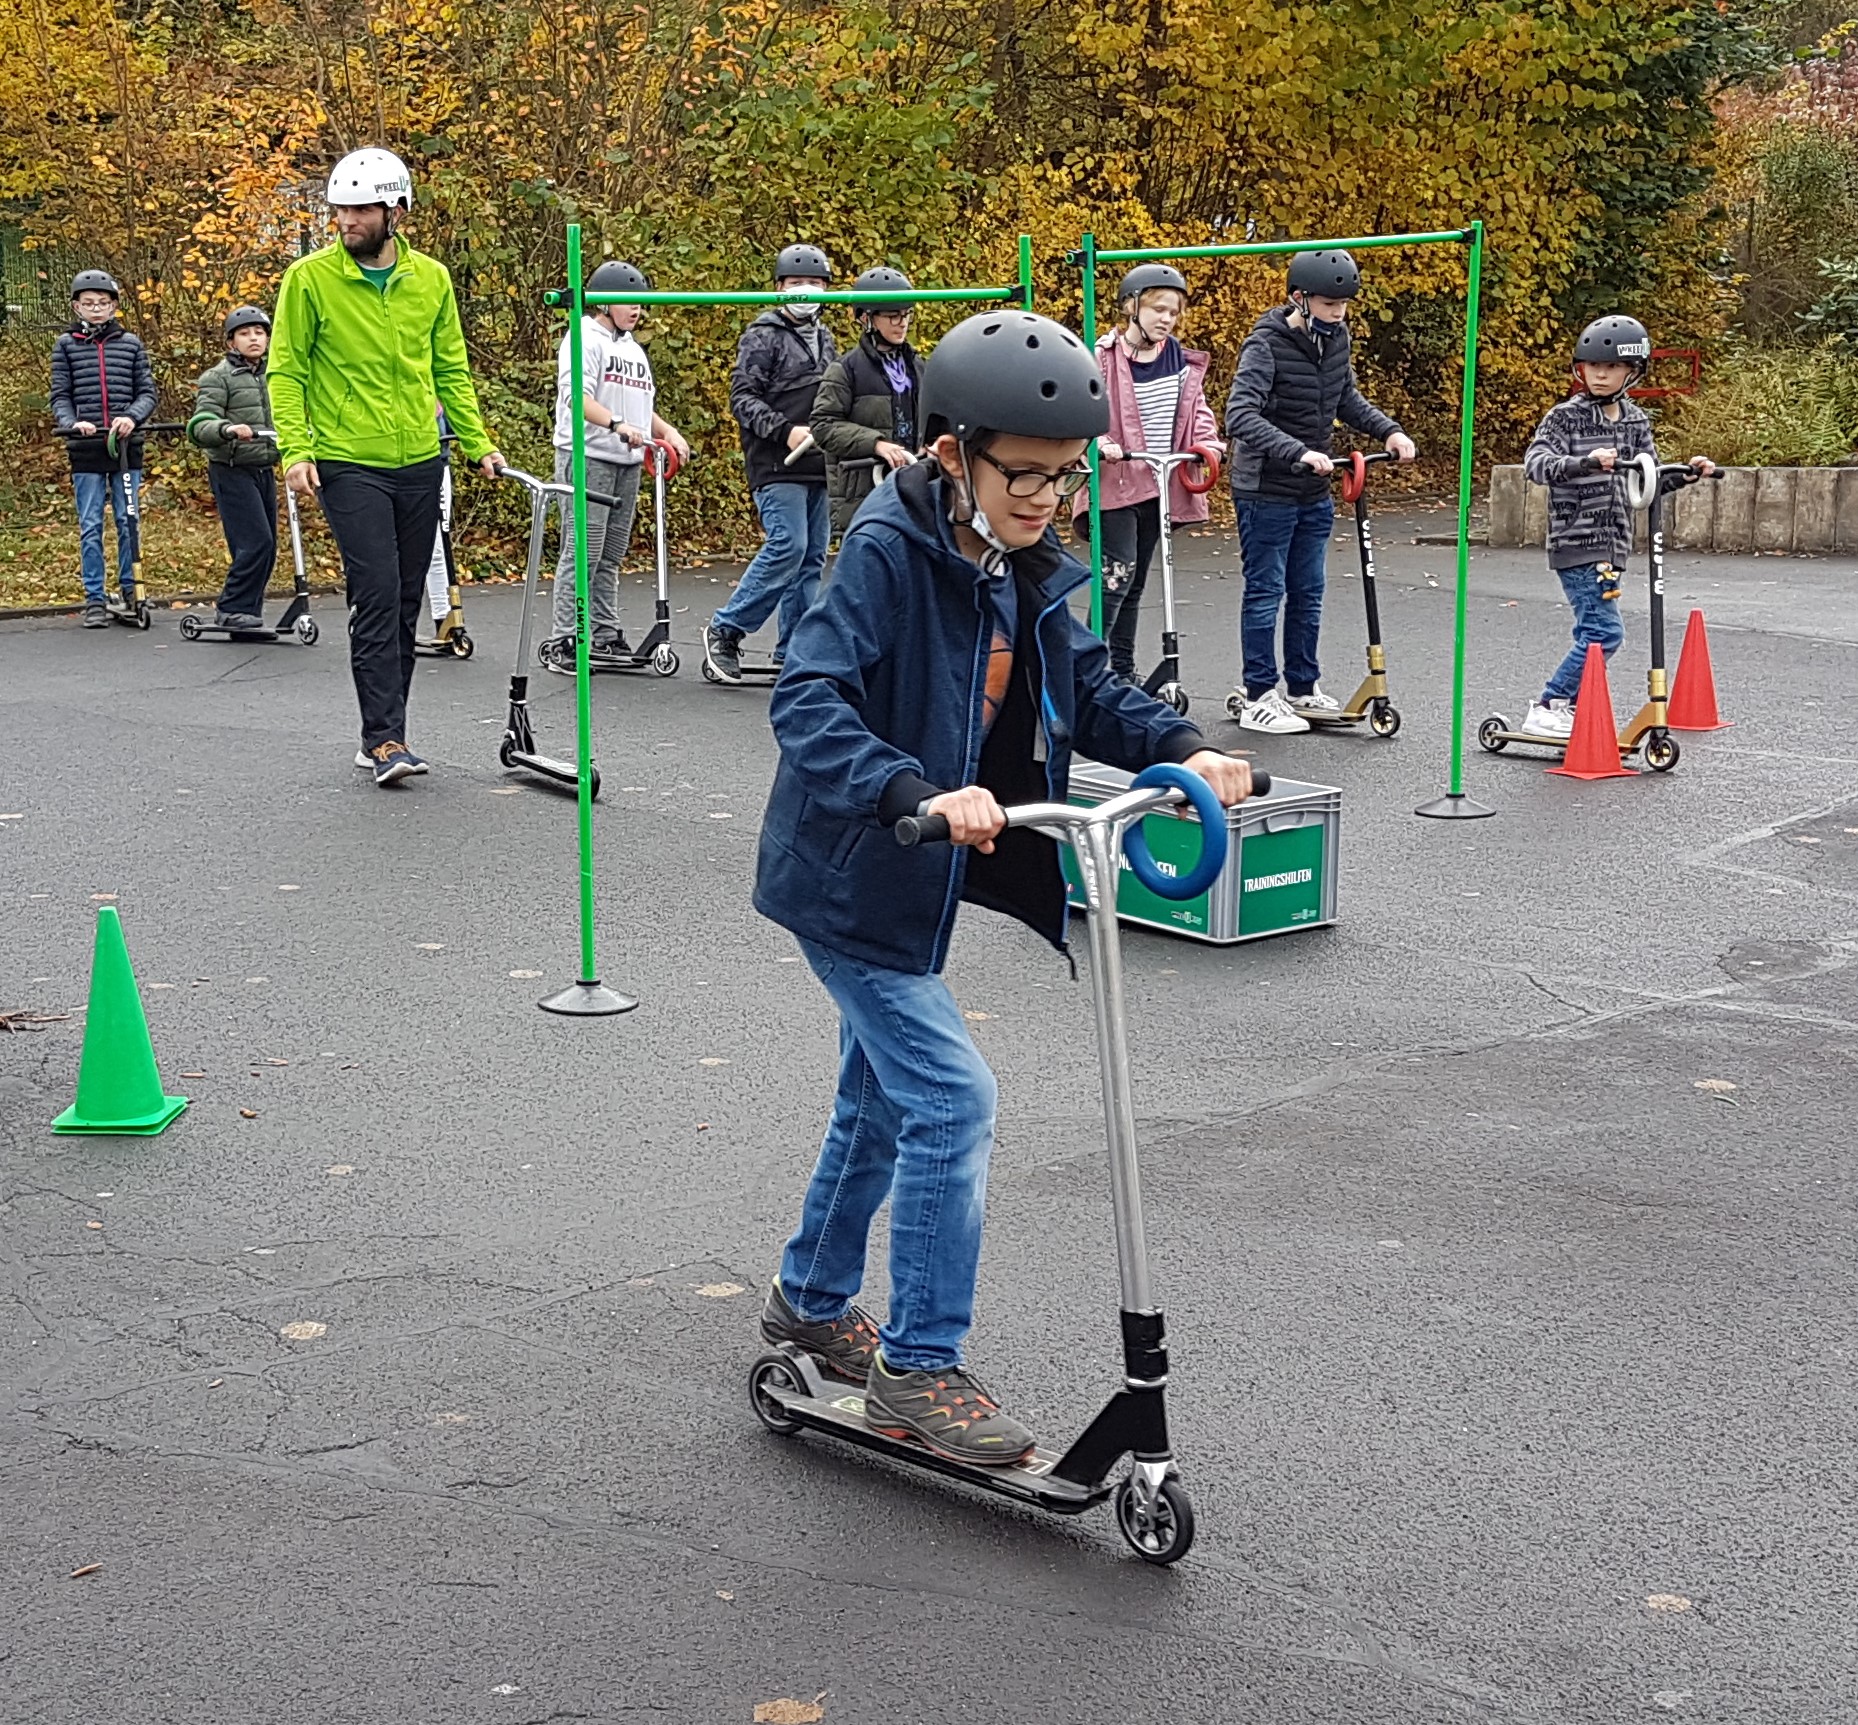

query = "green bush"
[1660, 339, 1858, 465]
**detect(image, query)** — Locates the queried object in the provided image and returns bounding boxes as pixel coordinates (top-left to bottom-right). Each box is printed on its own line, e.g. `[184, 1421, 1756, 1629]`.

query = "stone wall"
[1486, 466, 1858, 553]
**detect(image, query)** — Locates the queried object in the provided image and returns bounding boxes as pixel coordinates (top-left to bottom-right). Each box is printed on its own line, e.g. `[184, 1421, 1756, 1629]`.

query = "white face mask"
[784, 301, 821, 323]
[953, 446, 1011, 572]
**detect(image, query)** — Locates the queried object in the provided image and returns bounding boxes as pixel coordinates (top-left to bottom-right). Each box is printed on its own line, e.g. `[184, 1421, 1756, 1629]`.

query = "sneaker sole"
[864, 1416, 1035, 1469]
[373, 762, 418, 786]
[1239, 715, 1310, 735]
[758, 1322, 873, 1386]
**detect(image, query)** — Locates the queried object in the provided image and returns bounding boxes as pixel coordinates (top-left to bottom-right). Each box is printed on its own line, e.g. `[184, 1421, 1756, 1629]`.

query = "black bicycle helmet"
[1117, 263, 1189, 303]
[588, 259, 651, 297]
[773, 244, 832, 283]
[920, 312, 1108, 443]
[1286, 249, 1360, 300]
[1573, 315, 1652, 368]
[223, 305, 271, 338]
[70, 269, 121, 302]
[852, 265, 914, 308]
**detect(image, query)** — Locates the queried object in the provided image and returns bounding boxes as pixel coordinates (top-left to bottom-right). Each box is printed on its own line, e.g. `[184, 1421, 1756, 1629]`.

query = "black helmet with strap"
[70, 269, 121, 302]
[920, 311, 1108, 444]
[1572, 315, 1652, 402]
[223, 305, 271, 339]
[1116, 263, 1188, 305]
[1286, 249, 1361, 301]
[588, 260, 651, 298]
[773, 243, 832, 283]
[852, 265, 913, 308]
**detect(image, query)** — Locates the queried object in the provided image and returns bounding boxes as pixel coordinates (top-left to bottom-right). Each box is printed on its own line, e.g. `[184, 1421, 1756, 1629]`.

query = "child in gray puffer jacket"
[1519, 315, 1715, 739]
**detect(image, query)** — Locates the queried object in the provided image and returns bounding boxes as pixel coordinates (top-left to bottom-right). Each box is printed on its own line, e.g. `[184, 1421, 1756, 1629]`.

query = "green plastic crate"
[1061, 762, 1341, 944]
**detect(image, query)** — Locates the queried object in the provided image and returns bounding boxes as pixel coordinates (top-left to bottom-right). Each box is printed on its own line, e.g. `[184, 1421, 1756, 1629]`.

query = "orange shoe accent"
[1548, 645, 1634, 781]
[1669, 609, 1731, 731]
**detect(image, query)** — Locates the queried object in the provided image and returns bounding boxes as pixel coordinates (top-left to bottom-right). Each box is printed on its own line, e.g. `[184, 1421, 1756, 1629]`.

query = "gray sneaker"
[82, 602, 109, 629]
[863, 1355, 1036, 1467]
[703, 621, 744, 683]
[758, 1280, 879, 1385]
[215, 609, 266, 631]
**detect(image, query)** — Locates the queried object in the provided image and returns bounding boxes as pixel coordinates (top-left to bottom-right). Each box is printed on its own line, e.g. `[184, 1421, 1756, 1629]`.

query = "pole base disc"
[1414, 792, 1496, 821]
[538, 979, 639, 1017]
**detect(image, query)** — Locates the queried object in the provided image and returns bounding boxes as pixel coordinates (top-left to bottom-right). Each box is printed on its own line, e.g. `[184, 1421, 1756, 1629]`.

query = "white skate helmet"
[326, 148, 414, 212]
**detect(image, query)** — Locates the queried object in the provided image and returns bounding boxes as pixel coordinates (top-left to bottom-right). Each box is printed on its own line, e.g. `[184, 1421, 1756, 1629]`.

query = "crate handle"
[1261, 810, 1317, 834]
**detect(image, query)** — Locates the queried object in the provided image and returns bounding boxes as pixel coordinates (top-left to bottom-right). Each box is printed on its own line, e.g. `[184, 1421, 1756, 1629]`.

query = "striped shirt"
[1129, 337, 1185, 455]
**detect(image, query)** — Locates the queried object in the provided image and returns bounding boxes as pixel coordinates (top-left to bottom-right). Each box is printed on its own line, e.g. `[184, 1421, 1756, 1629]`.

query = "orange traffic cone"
[1668, 609, 1730, 730]
[1548, 644, 1634, 781]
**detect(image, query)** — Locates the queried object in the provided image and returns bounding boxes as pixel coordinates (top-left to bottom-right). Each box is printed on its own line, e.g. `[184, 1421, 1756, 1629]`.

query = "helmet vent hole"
[1025, 334, 1040, 348]
[982, 322, 1002, 335]
[1039, 380, 1057, 399]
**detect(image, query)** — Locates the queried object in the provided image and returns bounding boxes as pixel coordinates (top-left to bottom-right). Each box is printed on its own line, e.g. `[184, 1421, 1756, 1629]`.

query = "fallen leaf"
[180, 1071, 205, 1078]
[94, 1191, 112, 1198]
[325, 1164, 355, 1177]
[698, 1057, 730, 1066]
[279, 1320, 327, 1341]
[696, 1122, 710, 1132]
[239, 1107, 259, 1119]
[432, 1412, 471, 1426]
[85, 1220, 103, 1231]
[962, 1010, 994, 1022]
[148, 982, 174, 990]
[1646, 1594, 1691, 1613]
[68, 1563, 103, 1579]
[1693, 1079, 1737, 1094]
[413, 943, 444, 952]
[508, 969, 543, 979]
[627, 1277, 655, 1287]
[90, 893, 117, 901]
[487, 786, 522, 795]
[754, 1696, 827, 1724]
[207, 1378, 224, 1389]
[277, 884, 301, 892]
[708, 811, 732, 820]
[265, 1058, 290, 1067]
[244, 976, 268, 984]
[487, 1684, 522, 1697]
[1794, 836, 1822, 846]
[716, 1589, 735, 1600]
[0, 812, 24, 821]
[694, 1282, 745, 1298]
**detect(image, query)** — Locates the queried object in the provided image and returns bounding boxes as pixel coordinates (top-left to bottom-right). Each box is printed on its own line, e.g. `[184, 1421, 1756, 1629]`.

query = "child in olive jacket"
[188, 305, 279, 629]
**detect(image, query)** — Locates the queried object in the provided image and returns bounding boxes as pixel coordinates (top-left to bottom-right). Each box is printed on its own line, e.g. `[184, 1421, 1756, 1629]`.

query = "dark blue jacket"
[50, 320, 158, 474]
[754, 460, 1205, 975]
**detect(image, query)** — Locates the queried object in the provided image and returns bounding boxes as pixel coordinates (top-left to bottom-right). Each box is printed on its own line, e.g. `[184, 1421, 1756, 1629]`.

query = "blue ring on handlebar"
[1126, 764, 1228, 900]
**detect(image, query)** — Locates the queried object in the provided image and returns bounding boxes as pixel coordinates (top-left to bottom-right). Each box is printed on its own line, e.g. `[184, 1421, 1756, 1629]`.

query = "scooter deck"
[1481, 726, 1646, 757]
[761, 1367, 1111, 1513]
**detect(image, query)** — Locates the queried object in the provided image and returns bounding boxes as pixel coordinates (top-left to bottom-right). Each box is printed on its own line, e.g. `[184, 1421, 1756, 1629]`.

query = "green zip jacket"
[268, 239, 494, 473]
[187, 354, 276, 467]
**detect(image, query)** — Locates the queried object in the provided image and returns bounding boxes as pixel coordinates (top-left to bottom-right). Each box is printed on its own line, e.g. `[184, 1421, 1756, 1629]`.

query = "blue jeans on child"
[1236, 492, 1335, 698]
[72, 469, 139, 603]
[1543, 562, 1625, 702]
[777, 937, 999, 1373]
[714, 482, 828, 661]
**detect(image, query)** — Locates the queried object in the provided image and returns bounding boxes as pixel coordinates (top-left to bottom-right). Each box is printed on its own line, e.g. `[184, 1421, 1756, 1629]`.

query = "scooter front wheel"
[651, 644, 679, 677]
[295, 616, 320, 646]
[450, 630, 474, 660]
[747, 1352, 804, 1437]
[1159, 683, 1189, 718]
[1369, 701, 1402, 738]
[1643, 732, 1681, 773]
[1115, 1474, 1194, 1566]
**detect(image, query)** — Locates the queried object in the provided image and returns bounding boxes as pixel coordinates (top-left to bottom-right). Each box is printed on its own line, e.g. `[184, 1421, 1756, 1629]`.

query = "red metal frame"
[1630, 347, 1702, 401]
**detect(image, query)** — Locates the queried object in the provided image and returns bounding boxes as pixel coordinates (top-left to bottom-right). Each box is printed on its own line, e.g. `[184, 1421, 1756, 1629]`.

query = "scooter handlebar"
[496, 465, 625, 510]
[895, 766, 1271, 904]
[1179, 444, 1222, 495]
[1336, 449, 1397, 504]
[649, 439, 684, 481]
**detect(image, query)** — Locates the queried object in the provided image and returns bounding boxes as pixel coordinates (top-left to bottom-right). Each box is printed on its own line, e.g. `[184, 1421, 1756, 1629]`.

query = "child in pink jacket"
[1074, 264, 1223, 682]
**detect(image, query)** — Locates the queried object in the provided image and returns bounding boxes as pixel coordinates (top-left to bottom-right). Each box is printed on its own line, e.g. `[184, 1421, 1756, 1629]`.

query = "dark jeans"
[1237, 492, 1335, 698]
[207, 464, 278, 617]
[1098, 498, 1162, 681]
[1543, 562, 1625, 702]
[318, 457, 444, 750]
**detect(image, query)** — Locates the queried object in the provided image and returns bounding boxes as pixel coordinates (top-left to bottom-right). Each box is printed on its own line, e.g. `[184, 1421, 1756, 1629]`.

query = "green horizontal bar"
[1091, 230, 1472, 265]
[542, 284, 1020, 309]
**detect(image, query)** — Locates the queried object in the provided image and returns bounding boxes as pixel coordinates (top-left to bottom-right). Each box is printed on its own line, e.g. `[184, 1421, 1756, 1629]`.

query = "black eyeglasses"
[973, 448, 1092, 499]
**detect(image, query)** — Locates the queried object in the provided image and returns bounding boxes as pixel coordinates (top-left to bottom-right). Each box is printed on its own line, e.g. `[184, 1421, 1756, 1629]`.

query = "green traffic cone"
[51, 906, 188, 1137]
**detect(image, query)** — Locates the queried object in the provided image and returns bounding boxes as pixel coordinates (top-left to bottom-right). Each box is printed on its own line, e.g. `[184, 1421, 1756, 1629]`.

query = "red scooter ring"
[651, 440, 683, 481]
[1180, 444, 1222, 495]
[1337, 450, 1368, 505]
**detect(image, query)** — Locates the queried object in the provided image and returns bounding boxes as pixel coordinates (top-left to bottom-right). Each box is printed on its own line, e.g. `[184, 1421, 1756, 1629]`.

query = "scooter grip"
[650, 440, 683, 480]
[1180, 444, 1222, 495]
[894, 812, 951, 848]
[1247, 767, 1271, 798]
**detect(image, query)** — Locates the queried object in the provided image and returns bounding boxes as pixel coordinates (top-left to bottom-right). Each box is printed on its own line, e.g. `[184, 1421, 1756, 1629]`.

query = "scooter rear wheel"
[1477, 715, 1510, 754]
[747, 1352, 804, 1437]
[135, 603, 152, 631]
[179, 613, 203, 640]
[1115, 1475, 1195, 1566]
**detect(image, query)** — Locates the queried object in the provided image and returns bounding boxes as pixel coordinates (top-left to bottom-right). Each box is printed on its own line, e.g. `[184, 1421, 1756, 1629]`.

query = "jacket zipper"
[95, 340, 111, 426]
[929, 592, 990, 972]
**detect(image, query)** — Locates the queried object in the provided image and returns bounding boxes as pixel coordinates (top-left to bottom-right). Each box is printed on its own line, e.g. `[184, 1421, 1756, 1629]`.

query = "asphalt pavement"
[3, 508, 1855, 1724]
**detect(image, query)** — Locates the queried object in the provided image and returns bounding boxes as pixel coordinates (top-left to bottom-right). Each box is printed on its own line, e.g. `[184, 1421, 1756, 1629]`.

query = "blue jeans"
[778, 937, 999, 1372]
[1543, 563, 1625, 702]
[72, 469, 139, 602]
[715, 483, 828, 659]
[1237, 493, 1334, 698]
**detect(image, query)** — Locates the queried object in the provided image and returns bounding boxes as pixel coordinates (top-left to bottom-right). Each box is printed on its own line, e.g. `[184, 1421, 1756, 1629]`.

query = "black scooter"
[57, 421, 184, 629]
[178, 431, 317, 646]
[564, 439, 682, 678]
[748, 762, 1271, 1566]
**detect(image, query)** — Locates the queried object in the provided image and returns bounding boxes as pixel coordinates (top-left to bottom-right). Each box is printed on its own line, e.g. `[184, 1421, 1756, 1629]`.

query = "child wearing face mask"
[749, 310, 1254, 1465]
[1223, 249, 1414, 735]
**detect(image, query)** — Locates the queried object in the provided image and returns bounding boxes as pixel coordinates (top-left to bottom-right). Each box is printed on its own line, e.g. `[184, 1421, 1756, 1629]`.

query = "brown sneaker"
[758, 1280, 879, 1384]
[862, 1355, 1035, 1467]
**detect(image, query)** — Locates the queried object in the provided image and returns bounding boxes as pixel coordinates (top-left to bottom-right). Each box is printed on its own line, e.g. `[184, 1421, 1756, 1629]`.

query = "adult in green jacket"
[270, 146, 502, 786]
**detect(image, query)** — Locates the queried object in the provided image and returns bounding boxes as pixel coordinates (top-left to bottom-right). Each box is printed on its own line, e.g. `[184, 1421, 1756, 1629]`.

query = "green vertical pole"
[1416, 220, 1494, 820]
[1079, 232, 1103, 635]
[1018, 233, 1034, 311]
[540, 224, 639, 1012]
